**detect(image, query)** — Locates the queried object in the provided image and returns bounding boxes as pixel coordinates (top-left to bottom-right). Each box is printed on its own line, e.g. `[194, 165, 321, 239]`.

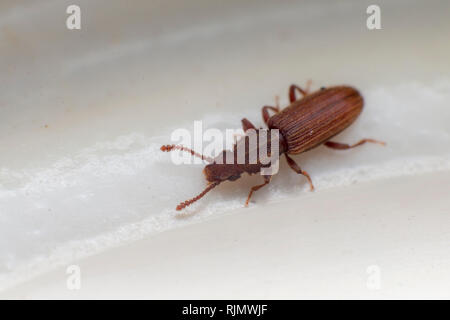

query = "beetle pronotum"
[161, 83, 385, 210]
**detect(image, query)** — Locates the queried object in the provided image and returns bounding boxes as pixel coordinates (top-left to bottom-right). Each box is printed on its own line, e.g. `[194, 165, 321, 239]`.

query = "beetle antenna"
[176, 181, 220, 211]
[160, 144, 214, 163]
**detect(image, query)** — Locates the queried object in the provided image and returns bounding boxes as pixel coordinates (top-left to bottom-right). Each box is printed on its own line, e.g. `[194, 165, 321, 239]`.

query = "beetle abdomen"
[268, 86, 363, 154]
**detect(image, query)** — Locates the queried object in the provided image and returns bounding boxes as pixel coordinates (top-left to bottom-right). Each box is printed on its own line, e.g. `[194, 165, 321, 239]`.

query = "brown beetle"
[161, 83, 385, 211]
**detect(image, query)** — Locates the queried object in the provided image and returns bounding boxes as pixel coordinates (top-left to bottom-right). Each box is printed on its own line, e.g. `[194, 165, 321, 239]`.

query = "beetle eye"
[320, 86, 326, 90]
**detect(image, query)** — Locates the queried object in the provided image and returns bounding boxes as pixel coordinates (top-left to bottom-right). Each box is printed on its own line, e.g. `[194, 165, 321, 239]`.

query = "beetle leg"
[262, 95, 282, 125]
[285, 154, 314, 191]
[289, 80, 311, 103]
[245, 175, 271, 206]
[241, 118, 257, 132]
[324, 139, 386, 150]
[262, 106, 280, 125]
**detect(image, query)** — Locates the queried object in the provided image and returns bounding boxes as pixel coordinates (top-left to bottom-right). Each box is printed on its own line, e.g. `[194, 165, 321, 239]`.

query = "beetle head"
[203, 162, 243, 183]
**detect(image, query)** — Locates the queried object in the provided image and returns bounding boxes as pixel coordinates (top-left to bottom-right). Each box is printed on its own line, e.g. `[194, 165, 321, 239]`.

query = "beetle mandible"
[161, 83, 385, 211]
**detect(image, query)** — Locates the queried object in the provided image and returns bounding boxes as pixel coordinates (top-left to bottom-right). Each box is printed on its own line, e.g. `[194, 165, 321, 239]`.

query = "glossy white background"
[0, 0, 449, 298]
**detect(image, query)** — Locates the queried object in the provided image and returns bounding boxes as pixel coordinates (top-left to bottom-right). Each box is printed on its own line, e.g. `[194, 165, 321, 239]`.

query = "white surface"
[1, 0, 450, 297]
[3, 172, 450, 299]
